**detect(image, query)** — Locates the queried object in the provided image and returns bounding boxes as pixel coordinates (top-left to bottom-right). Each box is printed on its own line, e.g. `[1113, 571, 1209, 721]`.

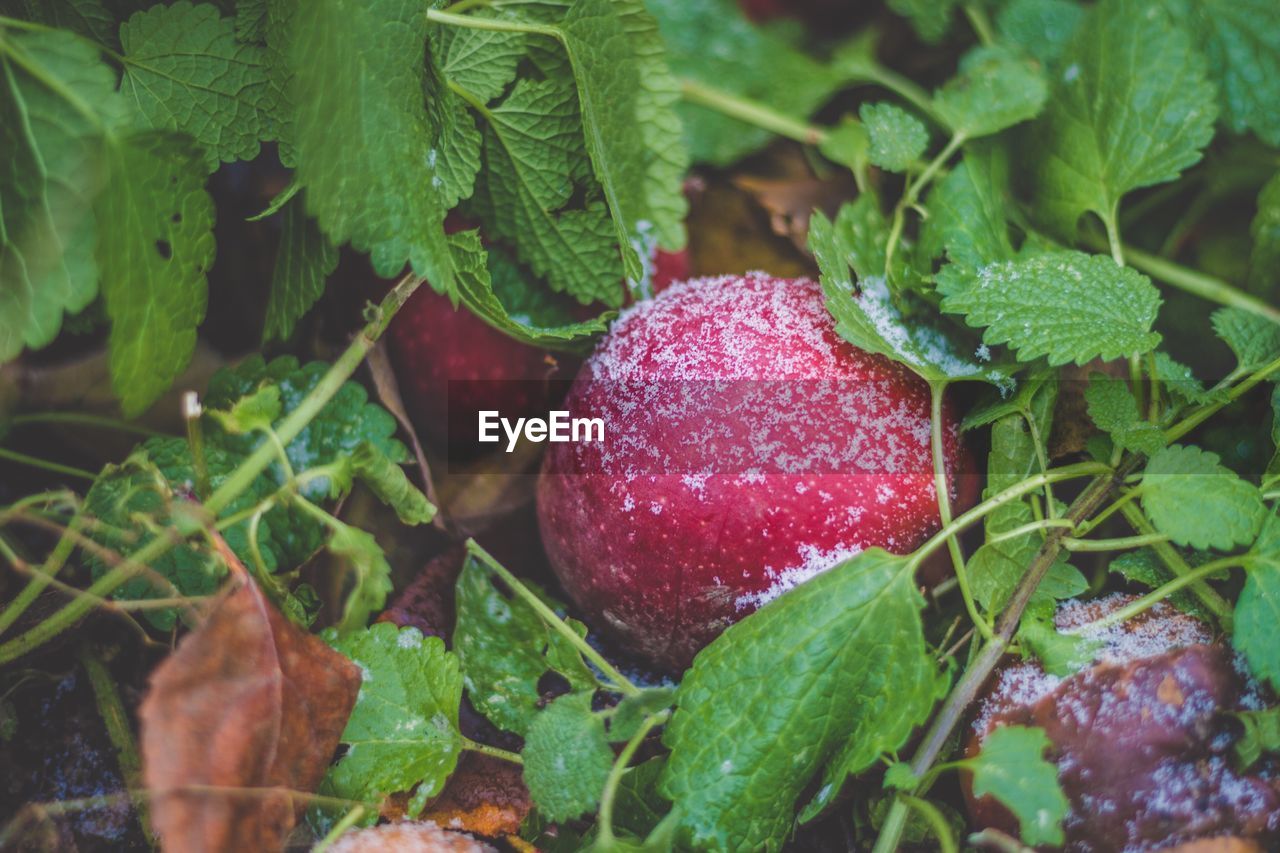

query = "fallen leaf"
[1156, 841, 1264, 853]
[139, 540, 361, 852]
[732, 173, 856, 252]
[421, 752, 531, 838]
[376, 544, 466, 640]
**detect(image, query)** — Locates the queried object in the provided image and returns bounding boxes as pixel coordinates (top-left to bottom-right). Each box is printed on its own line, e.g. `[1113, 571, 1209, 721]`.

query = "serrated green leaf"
[350, 442, 435, 526]
[1165, 0, 1280, 147]
[469, 77, 624, 306]
[1212, 307, 1280, 372]
[859, 102, 927, 173]
[1142, 444, 1266, 551]
[97, 131, 215, 416]
[661, 550, 943, 851]
[432, 23, 524, 104]
[970, 540, 1085, 615]
[261, 0, 293, 163]
[934, 45, 1048, 139]
[966, 726, 1067, 846]
[938, 250, 1162, 366]
[262, 194, 337, 343]
[0, 29, 117, 361]
[289, 0, 453, 284]
[818, 116, 870, 180]
[11, 0, 118, 48]
[206, 384, 281, 434]
[647, 0, 847, 165]
[119, 2, 270, 166]
[1031, 0, 1217, 238]
[1085, 373, 1165, 456]
[235, 0, 266, 43]
[454, 553, 598, 736]
[324, 623, 464, 816]
[448, 230, 610, 352]
[1231, 706, 1280, 771]
[327, 522, 394, 635]
[524, 691, 614, 822]
[1233, 511, 1280, 690]
[1249, 172, 1280, 296]
[811, 203, 1004, 386]
[995, 0, 1085, 66]
[920, 143, 1014, 268]
[1151, 352, 1218, 406]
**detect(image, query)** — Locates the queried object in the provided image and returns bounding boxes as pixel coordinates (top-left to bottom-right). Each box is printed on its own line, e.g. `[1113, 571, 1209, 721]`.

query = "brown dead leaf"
[420, 752, 531, 838]
[1155, 840, 1263, 853]
[377, 544, 466, 640]
[732, 173, 856, 253]
[139, 542, 361, 853]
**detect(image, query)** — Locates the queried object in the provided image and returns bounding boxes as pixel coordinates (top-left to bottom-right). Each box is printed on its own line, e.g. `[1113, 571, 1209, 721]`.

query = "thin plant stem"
[1061, 532, 1169, 552]
[460, 737, 523, 765]
[679, 79, 827, 146]
[0, 447, 95, 481]
[1165, 354, 1280, 443]
[1063, 556, 1247, 633]
[1118, 503, 1233, 625]
[596, 711, 668, 847]
[8, 412, 165, 438]
[312, 806, 367, 853]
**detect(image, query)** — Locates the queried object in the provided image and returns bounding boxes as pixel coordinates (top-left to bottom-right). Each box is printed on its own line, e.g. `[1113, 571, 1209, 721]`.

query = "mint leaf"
[523, 692, 614, 822]
[1231, 707, 1280, 770]
[938, 250, 1162, 366]
[647, 0, 846, 165]
[1031, 0, 1217, 238]
[933, 45, 1048, 139]
[970, 541, 1085, 615]
[1234, 512, 1280, 690]
[9, 0, 117, 48]
[1085, 373, 1165, 456]
[325, 623, 464, 817]
[468, 77, 624, 306]
[1142, 444, 1266, 551]
[1249, 172, 1280, 296]
[1166, 0, 1280, 147]
[818, 116, 870, 180]
[288, 0, 453, 285]
[1211, 307, 1280, 372]
[888, 0, 957, 42]
[0, 29, 117, 361]
[966, 726, 1067, 846]
[1017, 610, 1099, 676]
[608, 687, 676, 743]
[811, 202, 1004, 386]
[433, 23, 524, 104]
[661, 550, 943, 851]
[349, 442, 435, 526]
[859, 102, 927, 173]
[1151, 352, 1218, 406]
[262, 194, 337, 343]
[448, 230, 609, 351]
[920, 143, 1014, 268]
[995, 0, 1085, 66]
[235, 0, 266, 43]
[453, 553, 598, 736]
[97, 131, 215, 416]
[119, 1, 271, 166]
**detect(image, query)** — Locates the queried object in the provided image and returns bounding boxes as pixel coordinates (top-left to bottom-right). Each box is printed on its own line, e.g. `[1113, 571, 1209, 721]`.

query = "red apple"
[387, 248, 689, 455]
[537, 273, 970, 671]
[967, 594, 1280, 849]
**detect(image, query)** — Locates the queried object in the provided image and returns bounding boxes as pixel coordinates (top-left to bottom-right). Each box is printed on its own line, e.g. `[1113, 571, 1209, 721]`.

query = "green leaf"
[524, 692, 614, 822]
[119, 1, 271, 165]
[349, 442, 435, 526]
[261, 194, 337, 343]
[1016, 610, 1099, 676]
[1084, 373, 1165, 456]
[448, 230, 610, 352]
[1142, 444, 1266, 551]
[235, 0, 266, 43]
[1249, 173, 1280, 296]
[288, 0, 453, 285]
[10, 0, 118, 48]
[1031, 0, 1217, 238]
[970, 541, 1085, 615]
[995, 0, 1086, 66]
[557, 0, 690, 275]
[647, 0, 847, 165]
[1151, 352, 1218, 406]
[938, 250, 1162, 366]
[325, 623, 464, 817]
[608, 687, 676, 743]
[933, 45, 1048, 139]
[920, 143, 1014, 268]
[818, 116, 870, 181]
[1108, 548, 1214, 620]
[453, 554, 598, 737]
[811, 203, 1005, 386]
[205, 384, 281, 434]
[0, 29, 118, 362]
[1165, 0, 1280, 147]
[97, 131, 215, 416]
[965, 726, 1067, 846]
[660, 550, 943, 851]
[432, 22, 524, 104]
[859, 102, 927, 173]
[1230, 707, 1280, 770]
[1211, 307, 1280, 372]
[1234, 512, 1280, 690]
[888, 0, 958, 42]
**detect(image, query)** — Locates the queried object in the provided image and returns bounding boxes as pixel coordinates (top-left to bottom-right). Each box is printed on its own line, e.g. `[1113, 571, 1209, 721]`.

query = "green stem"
[0, 275, 426, 666]
[962, 4, 995, 45]
[7, 412, 165, 437]
[79, 645, 154, 847]
[425, 8, 558, 37]
[460, 737, 523, 764]
[1064, 556, 1247, 633]
[1166, 354, 1280, 444]
[1104, 210, 1125, 266]
[1061, 532, 1169, 552]
[466, 540, 640, 697]
[596, 711, 667, 847]
[184, 394, 210, 501]
[679, 79, 827, 146]
[886, 133, 966, 281]
[311, 806, 367, 853]
[1118, 503, 1233, 625]
[901, 795, 959, 853]
[930, 382, 991, 639]
[850, 64, 939, 125]
[0, 447, 95, 481]
[983, 518, 1075, 546]
[1118, 243, 1280, 326]
[0, 512, 84, 638]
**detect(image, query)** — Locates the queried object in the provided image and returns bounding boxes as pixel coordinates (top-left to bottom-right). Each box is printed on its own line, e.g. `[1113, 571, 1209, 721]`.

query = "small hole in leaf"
[155, 240, 172, 260]
[171, 213, 182, 224]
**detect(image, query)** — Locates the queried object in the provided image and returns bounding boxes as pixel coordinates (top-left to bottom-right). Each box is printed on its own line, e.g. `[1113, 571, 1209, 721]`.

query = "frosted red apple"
[537, 273, 969, 671]
[968, 594, 1280, 849]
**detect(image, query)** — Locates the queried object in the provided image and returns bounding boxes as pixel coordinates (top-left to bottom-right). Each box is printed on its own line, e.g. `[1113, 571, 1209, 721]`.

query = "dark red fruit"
[968, 594, 1280, 850]
[537, 273, 970, 671]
